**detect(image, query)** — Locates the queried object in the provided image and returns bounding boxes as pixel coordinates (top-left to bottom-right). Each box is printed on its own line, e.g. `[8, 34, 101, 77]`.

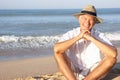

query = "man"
[54, 5, 117, 80]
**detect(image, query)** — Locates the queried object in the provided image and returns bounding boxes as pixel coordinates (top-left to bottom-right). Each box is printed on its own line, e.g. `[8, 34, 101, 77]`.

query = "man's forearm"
[54, 35, 81, 54]
[54, 35, 82, 80]
[90, 37, 117, 58]
[83, 36, 117, 80]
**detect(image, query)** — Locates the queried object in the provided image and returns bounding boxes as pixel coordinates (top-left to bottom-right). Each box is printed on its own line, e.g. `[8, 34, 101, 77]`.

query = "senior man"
[54, 5, 117, 80]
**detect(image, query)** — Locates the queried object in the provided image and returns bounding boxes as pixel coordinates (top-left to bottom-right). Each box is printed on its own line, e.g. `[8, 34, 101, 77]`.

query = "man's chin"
[80, 29, 91, 31]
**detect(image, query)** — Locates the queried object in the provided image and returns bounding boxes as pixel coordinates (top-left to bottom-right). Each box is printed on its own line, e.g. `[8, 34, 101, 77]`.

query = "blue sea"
[0, 8, 120, 60]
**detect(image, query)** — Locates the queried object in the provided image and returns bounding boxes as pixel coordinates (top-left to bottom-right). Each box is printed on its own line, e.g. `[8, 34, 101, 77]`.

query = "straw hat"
[74, 5, 103, 23]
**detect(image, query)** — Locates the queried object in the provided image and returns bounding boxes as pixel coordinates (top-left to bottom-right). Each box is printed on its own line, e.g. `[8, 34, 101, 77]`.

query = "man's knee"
[104, 56, 117, 68]
[54, 49, 71, 67]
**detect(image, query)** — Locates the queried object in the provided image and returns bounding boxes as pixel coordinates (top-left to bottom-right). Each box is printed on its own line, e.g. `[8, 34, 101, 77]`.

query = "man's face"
[79, 14, 96, 31]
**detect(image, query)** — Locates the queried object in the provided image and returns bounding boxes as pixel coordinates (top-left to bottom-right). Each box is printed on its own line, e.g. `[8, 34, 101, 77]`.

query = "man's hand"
[83, 30, 92, 41]
[80, 30, 93, 42]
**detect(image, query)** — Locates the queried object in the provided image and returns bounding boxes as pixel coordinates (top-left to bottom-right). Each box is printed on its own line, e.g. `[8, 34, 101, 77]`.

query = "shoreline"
[0, 40, 119, 80]
[0, 47, 54, 61]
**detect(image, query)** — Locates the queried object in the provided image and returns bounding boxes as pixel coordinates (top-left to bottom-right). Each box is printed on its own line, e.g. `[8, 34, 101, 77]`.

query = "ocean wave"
[105, 32, 120, 41]
[0, 32, 119, 49]
[0, 35, 60, 49]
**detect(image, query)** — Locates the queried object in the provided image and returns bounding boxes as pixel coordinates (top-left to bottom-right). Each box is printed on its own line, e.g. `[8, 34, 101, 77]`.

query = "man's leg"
[101, 68, 120, 80]
[54, 52, 76, 80]
[84, 56, 116, 80]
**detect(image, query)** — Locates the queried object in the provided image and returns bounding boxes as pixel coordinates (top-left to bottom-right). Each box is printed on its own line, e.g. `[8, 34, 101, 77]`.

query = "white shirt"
[59, 27, 113, 76]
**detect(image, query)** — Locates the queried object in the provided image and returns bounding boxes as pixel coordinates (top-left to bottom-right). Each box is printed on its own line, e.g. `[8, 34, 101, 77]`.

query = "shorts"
[71, 62, 99, 80]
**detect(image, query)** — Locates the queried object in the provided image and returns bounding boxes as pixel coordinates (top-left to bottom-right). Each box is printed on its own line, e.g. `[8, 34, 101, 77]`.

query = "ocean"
[0, 8, 120, 60]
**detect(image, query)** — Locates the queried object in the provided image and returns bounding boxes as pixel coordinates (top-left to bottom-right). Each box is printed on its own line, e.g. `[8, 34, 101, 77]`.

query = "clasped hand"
[80, 30, 92, 42]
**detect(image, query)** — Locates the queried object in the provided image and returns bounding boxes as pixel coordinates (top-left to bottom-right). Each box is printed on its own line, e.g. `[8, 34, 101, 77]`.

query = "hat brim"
[73, 13, 103, 24]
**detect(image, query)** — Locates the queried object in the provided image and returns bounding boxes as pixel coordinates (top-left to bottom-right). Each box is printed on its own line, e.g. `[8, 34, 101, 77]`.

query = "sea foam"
[0, 35, 60, 49]
[0, 32, 119, 49]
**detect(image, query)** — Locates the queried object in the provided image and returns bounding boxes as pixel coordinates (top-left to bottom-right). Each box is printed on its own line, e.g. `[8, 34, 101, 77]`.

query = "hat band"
[81, 11, 97, 16]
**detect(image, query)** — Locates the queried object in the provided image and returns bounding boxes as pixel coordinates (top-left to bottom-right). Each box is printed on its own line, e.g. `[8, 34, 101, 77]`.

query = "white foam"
[0, 32, 119, 49]
[105, 32, 120, 41]
[0, 35, 60, 49]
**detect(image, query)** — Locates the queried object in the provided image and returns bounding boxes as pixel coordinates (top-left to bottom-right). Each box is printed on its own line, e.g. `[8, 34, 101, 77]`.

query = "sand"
[0, 41, 120, 80]
[0, 56, 58, 80]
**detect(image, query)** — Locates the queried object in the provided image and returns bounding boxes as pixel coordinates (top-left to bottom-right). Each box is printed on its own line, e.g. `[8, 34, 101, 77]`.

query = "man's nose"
[85, 21, 90, 27]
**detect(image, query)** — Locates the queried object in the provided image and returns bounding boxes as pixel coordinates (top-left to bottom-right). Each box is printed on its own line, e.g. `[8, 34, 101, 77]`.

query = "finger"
[80, 30, 90, 38]
[84, 30, 90, 34]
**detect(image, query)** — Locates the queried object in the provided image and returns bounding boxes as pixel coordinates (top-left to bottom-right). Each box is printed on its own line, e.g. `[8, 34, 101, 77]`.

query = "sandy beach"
[0, 41, 120, 80]
[0, 56, 58, 80]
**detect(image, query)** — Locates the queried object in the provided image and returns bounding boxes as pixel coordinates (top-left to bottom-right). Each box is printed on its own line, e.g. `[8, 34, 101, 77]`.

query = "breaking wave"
[0, 35, 60, 49]
[0, 32, 119, 49]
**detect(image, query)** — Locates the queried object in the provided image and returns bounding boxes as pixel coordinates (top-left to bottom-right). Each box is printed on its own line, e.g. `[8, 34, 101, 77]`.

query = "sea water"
[0, 8, 120, 60]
